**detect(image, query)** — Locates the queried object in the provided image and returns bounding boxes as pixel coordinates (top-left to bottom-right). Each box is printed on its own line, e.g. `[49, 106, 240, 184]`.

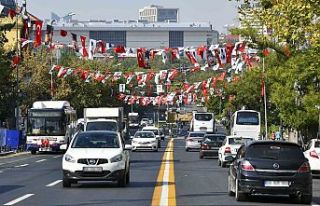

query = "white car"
[142, 126, 164, 147]
[218, 135, 253, 167]
[62, 131, 131, 187]
[185, 132, 206, 151]
[131, 131, 158, 152]
[140, 118, 150, 126]
[304, 139, 320, 176]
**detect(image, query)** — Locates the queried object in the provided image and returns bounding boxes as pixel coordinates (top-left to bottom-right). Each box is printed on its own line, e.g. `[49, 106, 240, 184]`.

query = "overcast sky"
[20, 0, 240, 32]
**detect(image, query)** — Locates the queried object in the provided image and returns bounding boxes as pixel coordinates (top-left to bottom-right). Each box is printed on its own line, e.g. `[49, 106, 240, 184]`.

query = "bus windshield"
[195, 114, 212, 121]
[86, 122, 118, 132]
[28, 113, 66, 136]
[236, 112, 259, 125]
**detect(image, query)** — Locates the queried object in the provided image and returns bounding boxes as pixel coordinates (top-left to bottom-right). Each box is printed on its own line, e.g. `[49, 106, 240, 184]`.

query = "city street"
[0, 137, 320, 206]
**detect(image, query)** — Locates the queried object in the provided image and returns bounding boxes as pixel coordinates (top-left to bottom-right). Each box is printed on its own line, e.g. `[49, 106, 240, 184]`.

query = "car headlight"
[110, 154, 123, 163]
[64, 154, 76, 163]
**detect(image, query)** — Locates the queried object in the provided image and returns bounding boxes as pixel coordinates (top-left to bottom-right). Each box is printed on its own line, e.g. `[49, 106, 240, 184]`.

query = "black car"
[227, 141, 312, 204]
[199, 134, 226, 159]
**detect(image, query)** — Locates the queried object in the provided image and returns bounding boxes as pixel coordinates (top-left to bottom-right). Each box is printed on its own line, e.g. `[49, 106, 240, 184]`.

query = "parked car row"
[184, 131, 318, 204]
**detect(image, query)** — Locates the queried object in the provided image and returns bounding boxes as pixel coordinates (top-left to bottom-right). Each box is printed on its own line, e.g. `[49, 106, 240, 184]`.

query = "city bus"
[230, 110, 261, 140]
[190, 112, 215, 133]
[26, 101, 77, 154]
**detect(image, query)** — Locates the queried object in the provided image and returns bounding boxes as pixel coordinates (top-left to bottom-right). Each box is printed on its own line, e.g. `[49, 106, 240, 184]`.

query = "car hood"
[66, 148, 122, 159]
[132, 138, 157, 142]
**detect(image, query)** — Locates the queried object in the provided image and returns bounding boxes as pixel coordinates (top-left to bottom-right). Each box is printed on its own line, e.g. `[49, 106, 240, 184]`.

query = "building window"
[90, 31, 126, 46]
[169, 31, 183, 48]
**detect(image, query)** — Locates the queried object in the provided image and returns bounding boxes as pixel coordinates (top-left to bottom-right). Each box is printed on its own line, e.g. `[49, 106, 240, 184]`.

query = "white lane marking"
[159, 141, 172, 206]
[46, 180, 62, 187]
[14, 164, 29, 168]
[3, 194, 34, 206]
[0, 170, 3, 173]
[0, 163, 5, 166]
[35, 159, 47, 163]
[53, 155, 62, 159]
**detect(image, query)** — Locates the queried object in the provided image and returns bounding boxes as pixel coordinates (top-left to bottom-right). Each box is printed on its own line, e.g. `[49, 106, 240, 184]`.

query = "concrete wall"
[127, 31, 169, 48]
[183, 31, 208, 47]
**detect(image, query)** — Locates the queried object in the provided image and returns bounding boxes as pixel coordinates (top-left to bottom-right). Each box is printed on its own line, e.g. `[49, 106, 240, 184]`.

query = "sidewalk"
[0, 151, 15, 156]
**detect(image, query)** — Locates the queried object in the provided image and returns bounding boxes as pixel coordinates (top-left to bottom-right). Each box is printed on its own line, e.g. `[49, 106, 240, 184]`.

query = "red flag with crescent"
[137, 48, 146, 68]
[34, 21, 42, 47]
[80, 36, 88, 57]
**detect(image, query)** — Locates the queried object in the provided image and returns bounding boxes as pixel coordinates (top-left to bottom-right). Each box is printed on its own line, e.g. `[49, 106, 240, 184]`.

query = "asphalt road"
[0, 132, 320, 206]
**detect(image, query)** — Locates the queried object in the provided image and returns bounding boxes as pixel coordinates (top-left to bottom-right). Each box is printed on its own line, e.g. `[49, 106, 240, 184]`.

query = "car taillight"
[240, 161, 255, 171]
[297, 162, 310, 173]
[224, 146, 231, 154]
[310, 150, 319, 159]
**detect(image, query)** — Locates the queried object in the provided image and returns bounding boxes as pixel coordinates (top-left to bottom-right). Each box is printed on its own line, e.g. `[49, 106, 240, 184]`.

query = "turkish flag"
[185, 51, 198, 66]
[225, 43, 234, 64]
[197, 45, 206, 59]
[114, 45, 125, 53]
[34, 21, 42, 47]
[137, 48, 146, 68]
[80, 35, 88, 57]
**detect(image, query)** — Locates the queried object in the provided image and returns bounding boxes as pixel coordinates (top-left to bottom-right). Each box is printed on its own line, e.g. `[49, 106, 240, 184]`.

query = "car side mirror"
[124, 144, 133, 150]
[60, 144, 68, 151]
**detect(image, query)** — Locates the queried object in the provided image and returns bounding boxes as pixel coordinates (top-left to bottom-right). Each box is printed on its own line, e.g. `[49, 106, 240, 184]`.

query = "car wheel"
[218, 159, 221, 166]
[199, 154, 204, 159]
[126, 167, 130, 184]
[235, 179, 246, 201]
[62, 178, 71, 188]
[221, 161, 226, 168]
[31, 150, 36, 155]
[158, 142, 161, 148]
[227, 175, 235, 196]
[117, 171, 127, 187]
[299, 194, 312, 204]
[185, 148, 189, 152]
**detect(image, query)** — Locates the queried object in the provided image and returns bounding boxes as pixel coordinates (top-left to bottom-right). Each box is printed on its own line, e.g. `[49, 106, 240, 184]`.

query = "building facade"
[51, 21, 219, 49]
[138, 5, 179, 23]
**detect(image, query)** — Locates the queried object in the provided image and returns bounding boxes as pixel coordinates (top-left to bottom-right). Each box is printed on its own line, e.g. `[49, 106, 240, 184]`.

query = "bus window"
[236, 112, 259, 125]
[195, 114, 212, 121]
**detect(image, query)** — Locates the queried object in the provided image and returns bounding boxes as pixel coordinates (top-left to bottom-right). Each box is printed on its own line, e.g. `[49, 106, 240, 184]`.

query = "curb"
[0, 151, 15, 156]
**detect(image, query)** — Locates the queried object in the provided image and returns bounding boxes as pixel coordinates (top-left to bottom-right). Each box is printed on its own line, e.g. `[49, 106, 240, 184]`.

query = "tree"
[0, 22, 16, 127]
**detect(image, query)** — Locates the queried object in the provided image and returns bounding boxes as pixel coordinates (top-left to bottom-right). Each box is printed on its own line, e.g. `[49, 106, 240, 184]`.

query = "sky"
[20, 0, 240, 33]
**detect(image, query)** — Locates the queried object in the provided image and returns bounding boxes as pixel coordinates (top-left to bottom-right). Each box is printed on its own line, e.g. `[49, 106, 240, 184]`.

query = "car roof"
[78, 130, 118, 135]
[226, 135, 253, 139]
[244, 140, 300, 148]
[142, 126, 159, 130]
[205, 134, 226, 137]
[135, 131, 154, 134]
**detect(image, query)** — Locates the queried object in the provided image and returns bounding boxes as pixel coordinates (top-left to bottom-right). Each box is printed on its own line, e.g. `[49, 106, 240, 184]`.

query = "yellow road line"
[151, 139, 176, 206]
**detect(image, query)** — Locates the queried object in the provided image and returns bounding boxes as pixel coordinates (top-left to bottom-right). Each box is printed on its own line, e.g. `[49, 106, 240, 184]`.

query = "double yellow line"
[151, 139, 176, 206]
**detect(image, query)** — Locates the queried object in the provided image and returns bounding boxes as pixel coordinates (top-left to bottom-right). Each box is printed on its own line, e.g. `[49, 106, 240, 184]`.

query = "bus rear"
[230, 110, 261, 140]
[191, 112, 215, 133]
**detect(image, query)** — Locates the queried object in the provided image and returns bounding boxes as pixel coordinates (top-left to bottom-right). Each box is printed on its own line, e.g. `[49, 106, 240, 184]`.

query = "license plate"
[39, 147, 52, 152]
[83, 167, 103, 172]
[264, 181, 289, 187]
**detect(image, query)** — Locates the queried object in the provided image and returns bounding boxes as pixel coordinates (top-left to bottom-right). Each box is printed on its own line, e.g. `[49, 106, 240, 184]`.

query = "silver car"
[185, 132, 206, 151]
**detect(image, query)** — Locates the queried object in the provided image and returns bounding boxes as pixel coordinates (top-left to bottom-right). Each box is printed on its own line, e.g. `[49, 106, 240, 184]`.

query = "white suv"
[304, 139, 320, 176]
[62, 131, 132, 187]
[218, 135, 253, 167]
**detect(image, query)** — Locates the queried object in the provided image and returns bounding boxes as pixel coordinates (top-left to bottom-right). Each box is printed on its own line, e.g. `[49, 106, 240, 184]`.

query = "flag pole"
[263, 57, 268, 140]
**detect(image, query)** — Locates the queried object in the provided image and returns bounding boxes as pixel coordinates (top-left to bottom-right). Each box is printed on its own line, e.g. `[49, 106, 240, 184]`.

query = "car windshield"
[204, 135, 225, 142]
[143, 129, 158, 135]
[71, 132, 119, 148]
[228, 137, 252, 145]
[246, 144, 305, 160]
[134, 132, 155, 138]
[189, 133, 205, 137]
[86, 122, 118, 131]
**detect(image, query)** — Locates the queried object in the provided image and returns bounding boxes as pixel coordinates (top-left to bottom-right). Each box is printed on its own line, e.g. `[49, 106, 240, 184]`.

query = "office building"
[139, 5, 179, 23]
